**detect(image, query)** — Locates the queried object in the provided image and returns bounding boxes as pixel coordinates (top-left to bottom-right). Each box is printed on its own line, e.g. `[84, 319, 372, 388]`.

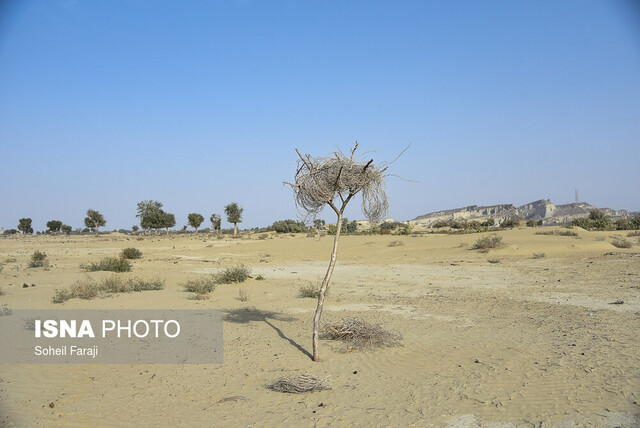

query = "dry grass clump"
[611, 238, 632, 249]
[533, 252, 546, 259]
[217, 265, 250, 284]
[268, 374, 331, 394]
[52, 276, 164, 303]
[28, 251, 49, 268]
[0, 287, 5, 295]
[82, 257, 132, 273]
[321, 318, 403, 352]
[388, 240, 404, 247]
[238, 286, 250, 302]
[627, 231, 640, 237]
[487, 258, 500, 264]
[0, 304, 11, 316]
[535, 230, 579, 237]
[299, 284, 323, 298]
[182, 275, 217, 297]
[472, 235, 504, 253]
[120, 247, 143, 259]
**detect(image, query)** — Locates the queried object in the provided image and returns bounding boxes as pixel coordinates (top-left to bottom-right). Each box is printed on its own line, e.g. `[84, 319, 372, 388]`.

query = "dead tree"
[285, 142, 390, 361]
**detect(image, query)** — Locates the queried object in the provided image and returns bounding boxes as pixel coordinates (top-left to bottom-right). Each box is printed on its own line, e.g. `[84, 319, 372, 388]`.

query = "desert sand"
[0, 228, 639, 427]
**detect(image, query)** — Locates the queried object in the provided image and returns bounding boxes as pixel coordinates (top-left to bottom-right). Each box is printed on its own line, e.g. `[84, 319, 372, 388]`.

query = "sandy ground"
[0, 228, 639, 427]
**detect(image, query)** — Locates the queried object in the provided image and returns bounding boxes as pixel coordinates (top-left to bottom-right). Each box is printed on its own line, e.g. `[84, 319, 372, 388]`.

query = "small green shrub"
[4, 257, 17, 263]
[82, 257, 132, 272]
[182, 275, 217, 294]
[217, 265, 250, 284]
[269, 219, 307, 233]
[472, 235, 503, 252]
[28, 251, 49, 268]
[120, 247, 142, 260]
[255, 275, 265, 281]
[487, 258, 500, 264]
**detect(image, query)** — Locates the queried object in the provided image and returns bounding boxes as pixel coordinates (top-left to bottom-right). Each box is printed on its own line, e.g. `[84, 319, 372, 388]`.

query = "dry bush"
[472, 235, 503, 253]
[627, 231, 640, 237]
[487, 258, 500, 264]
[321, 318, 403, 352]
[188, 293, 209, 300]
[611, 238, 632, 249]
[388, 240, 404, 247]
[533, 252, 546, 259]
[257, 233, 268, 240]
[238, 286, 250, 302]
[217, 265, 250, 284]
[52, 276, 164, 304]
[536, 230, 578, 237]
[299, 284, 322, 298]
[182, 275, 217, 294]
[82, 257, 132, 272]
[28, 251, 49, 268]
[0, 287, 5, 296]
[0, 304, 11, 317]
[120, 247, 143, 259]
[268, 374, 331, 394]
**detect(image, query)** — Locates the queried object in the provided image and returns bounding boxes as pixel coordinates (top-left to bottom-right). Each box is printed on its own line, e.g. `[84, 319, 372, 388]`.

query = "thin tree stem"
[312, 213, 343, 362]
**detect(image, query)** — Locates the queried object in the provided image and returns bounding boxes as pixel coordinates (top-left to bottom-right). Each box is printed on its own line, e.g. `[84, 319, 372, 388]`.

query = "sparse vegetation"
[487, 258, 500, 264]
[500, 217, 523, 228]
[535, 230, 579, 237]
[4, 258, 17, 263]
[388, 240, 404, 247]
[0, 304, 11, 316]
[81, 257, 132, 273]
[238, 286, 250, 302]
[431, 218, 494, 233]
[268, 374, 331, 394]
[255, 275, 265, 281]
[627, 231, 640, 237]
[533, 252, 546, 259]
[0, 286, 5, 295]
[321, 318, 403, 352]
[270, 219, 307, 233]
[611, 238, 632, 249]
[52, 276, 164, 303]
[472, 235, 503, 252]
[299, 284, 323, 298]
[182, 275, 218, 294]
[217, 265, 250, 284]
[120, 247, 143, 259]
[28, 251, 49, 268]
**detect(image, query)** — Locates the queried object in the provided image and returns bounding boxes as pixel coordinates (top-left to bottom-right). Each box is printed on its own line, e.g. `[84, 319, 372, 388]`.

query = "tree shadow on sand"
[224, 307, 312, 360]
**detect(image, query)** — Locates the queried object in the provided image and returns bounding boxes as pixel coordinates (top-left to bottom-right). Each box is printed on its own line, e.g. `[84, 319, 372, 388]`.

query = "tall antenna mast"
[575, 189, 579, 203]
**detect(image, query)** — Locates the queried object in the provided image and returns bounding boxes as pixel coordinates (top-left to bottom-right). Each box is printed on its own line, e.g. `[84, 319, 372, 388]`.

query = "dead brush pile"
[268, 374, 331, 394]
[321, 318, 403, 352]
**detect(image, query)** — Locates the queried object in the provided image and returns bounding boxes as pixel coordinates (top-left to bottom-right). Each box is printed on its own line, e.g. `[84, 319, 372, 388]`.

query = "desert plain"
[0, 227, 639, 427]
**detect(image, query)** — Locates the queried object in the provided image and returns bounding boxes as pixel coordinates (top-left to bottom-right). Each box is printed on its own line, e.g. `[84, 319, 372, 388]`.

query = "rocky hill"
[410, 199, 634, 227]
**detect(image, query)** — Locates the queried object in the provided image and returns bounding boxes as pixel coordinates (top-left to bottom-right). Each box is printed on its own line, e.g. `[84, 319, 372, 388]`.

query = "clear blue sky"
[1, 0, 639, 231]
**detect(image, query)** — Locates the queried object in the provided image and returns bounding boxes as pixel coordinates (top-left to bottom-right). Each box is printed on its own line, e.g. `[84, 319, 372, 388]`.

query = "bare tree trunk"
[312, 214, 343, 361]
[233, 223, 238, 236]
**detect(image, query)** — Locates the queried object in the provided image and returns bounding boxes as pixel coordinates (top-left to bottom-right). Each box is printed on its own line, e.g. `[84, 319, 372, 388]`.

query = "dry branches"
[321, 318, 404, 352]
[268, 374, 332, 394]
[286, 143, 389, 222]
